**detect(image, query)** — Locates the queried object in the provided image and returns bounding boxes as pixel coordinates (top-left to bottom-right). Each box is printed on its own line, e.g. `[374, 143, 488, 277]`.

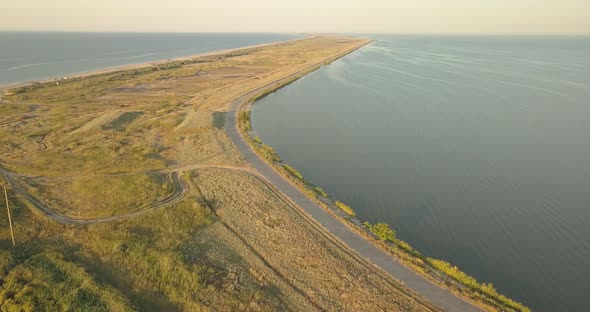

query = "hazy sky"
[1, 0, 588, 34]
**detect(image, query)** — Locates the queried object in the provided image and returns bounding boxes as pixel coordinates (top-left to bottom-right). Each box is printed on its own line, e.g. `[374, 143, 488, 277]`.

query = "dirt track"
[0, 165, 250, 224]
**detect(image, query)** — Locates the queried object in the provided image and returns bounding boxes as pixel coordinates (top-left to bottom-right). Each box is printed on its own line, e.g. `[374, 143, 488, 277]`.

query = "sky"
[1, 0, 588, 35]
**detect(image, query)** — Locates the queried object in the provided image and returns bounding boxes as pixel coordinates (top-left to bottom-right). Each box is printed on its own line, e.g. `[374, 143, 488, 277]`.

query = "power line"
[3, 184, 15, 246]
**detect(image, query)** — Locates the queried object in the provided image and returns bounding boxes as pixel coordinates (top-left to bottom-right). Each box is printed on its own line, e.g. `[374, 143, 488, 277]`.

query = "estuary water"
[252, 35, 590, 311]
[0, 32, 300, 86]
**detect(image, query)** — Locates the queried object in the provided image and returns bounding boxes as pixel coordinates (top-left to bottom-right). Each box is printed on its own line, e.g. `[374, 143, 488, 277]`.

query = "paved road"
[224, 48, 483, 312]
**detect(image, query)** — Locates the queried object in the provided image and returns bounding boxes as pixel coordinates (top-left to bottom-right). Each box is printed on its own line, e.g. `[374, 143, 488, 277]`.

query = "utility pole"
[3, 185, 15, 246]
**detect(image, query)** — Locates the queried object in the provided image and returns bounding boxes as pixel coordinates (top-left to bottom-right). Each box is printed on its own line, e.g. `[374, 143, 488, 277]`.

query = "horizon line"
[1, 30, 589, 37]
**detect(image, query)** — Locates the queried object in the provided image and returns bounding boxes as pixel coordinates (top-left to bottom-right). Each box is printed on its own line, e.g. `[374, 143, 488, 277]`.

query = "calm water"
[252, 35, 590, 311]
[0, 32, 300, 86]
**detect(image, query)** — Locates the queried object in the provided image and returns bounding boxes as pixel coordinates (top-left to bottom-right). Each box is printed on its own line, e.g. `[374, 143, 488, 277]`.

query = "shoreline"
[229, 41, 529, 311]
[0, 34, 311, 91]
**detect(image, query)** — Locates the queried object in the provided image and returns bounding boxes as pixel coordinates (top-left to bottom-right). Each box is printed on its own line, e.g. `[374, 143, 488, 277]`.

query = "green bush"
[370, 222, 396, 242]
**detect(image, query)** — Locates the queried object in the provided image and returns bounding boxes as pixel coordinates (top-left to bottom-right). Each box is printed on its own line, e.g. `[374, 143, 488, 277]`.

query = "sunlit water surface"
[252, 35, 590, 311]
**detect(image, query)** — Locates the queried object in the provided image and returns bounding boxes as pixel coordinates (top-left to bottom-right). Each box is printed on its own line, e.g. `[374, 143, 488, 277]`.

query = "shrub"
[334, 200, 356, 217]
[370, 222, 396, 242]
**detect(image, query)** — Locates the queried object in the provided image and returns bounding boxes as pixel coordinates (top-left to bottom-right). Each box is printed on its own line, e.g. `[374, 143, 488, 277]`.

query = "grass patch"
[58, 174, 173, 217]
[427, 258, 529, 311]
[0, 251, 134, 311]
[23, 174, 172, 218]
[238, 111, 251, 132]
[314, 187, 328, 197]
[69, 174, 170, 214]
[255, 143, 281, 163]
[282, 164, 303, 180]
[103, 112, 144, 131]
[334, 200, 356, 217]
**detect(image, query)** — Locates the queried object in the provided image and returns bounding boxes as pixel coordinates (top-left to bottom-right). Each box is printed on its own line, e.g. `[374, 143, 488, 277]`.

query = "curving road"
[224, 46, 483, 312]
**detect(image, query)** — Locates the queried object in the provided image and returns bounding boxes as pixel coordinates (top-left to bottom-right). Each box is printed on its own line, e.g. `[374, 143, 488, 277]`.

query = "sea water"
[0, 32, 300, 86]
[252, 35, 590, 311]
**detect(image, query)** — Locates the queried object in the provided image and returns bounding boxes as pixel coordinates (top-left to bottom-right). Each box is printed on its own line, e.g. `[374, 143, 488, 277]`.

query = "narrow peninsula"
[0, 36, 526, 311]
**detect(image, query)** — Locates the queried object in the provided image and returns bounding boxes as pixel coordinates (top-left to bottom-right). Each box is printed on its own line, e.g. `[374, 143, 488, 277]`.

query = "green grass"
[23, 173, 171, 218]
[282, 164, 303, 180]
[427, 258, 529, 311]
[0, 251, 134, 311]
[238, 111, 252, 132]
[255, 143, 281, 163]
[334, 200, 356, 217]
[69, 174, 169, 215]
[314, 187, 328, 198]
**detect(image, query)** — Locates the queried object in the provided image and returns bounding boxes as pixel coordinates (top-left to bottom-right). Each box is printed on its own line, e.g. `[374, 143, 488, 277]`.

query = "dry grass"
[20, 174, 171, 218]
[191, 168, 437, 311]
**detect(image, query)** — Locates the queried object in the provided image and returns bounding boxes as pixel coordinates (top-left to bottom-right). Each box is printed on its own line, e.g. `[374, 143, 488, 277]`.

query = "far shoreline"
[0, 34, 311, 91]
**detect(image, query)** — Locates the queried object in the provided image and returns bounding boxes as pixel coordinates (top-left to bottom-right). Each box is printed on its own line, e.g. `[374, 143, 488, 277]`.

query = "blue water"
[0, 32, 300, 86]
[252, 35, 590, 311]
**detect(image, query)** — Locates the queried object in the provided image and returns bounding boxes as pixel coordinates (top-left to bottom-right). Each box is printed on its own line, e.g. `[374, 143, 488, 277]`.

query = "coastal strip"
[0, 35, 311, 91]
[224, 39, 484, 312]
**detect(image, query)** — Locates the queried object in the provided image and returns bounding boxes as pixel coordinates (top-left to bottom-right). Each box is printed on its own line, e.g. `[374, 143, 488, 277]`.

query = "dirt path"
[0, 164, 250, 225]
[223, 43, 484, 312]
